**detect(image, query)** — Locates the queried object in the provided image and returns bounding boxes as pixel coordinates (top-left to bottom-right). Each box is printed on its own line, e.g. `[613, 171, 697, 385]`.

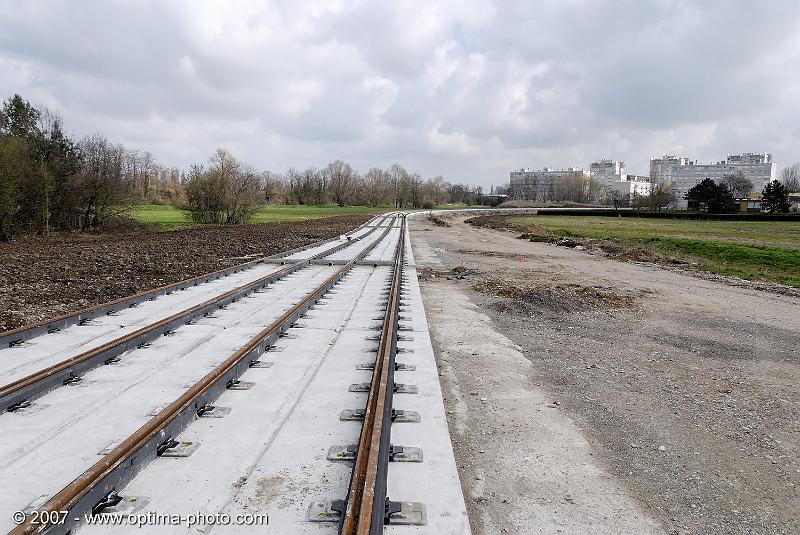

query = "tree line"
[182, 153, 490, 224]
[510, 175, 606, 205]
[1, 94, 492, 238]
[0, 95, 182, 239]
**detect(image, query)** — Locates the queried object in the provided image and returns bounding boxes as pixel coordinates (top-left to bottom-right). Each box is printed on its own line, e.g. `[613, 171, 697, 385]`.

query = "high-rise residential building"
[509, 167, 588, 200]
[590, 159, 626, 188]
[650, 153, 777, 209]
[649, 155, 689, 184]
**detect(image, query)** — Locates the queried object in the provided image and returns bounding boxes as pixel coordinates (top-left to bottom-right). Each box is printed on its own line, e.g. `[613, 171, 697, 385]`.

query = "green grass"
[505, 215, 800, 287]
[127, 205, 192, 229]
[434, 204, 486, 210]
[127, 204, 391, 230]
[250, 205, 391, 223]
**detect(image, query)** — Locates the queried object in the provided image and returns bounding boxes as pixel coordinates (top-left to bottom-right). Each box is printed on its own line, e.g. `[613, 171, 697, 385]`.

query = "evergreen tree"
[761, 180, 790, 214]
[684, 178, 735, 213]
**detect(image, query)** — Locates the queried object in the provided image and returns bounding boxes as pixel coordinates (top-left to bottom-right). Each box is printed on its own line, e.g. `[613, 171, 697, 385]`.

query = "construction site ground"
[410, 212, 800, 535]
[0, 214, 373, 332]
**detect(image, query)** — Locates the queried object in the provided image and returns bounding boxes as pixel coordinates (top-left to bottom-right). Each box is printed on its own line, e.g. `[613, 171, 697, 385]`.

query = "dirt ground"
[0, 214, 373, 332]
[411, 213, 800, 535]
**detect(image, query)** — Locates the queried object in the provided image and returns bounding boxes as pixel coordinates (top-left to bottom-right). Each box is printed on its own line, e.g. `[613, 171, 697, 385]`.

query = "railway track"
[0, 215, 387, 350]
[2, 213, 469, 535]
[0, 215, 393, 413]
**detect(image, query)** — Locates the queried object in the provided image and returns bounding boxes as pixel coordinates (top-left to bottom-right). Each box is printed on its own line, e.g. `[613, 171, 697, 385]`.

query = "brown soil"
[426, 213, 452, 227]
[472, 277, 635, 312]
[0, 214, 373, 332]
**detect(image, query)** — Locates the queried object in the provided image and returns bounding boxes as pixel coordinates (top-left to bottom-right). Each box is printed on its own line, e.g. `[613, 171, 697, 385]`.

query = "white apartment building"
[650, 153, 777, 209]
[649, 155, 689, 184]
[509, 167, 589, 200]
[590, 159, 626, 188]
[613, 175, 652, 199]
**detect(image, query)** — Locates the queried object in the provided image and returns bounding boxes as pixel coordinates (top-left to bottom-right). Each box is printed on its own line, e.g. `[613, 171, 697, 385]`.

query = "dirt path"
[0, 214, 374, 332]
[411, 214, 800, 535]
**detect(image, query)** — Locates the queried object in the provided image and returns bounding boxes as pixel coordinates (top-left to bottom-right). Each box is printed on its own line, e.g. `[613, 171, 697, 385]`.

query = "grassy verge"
[503, 215, 800, 287]
[127, 204, 391, 230]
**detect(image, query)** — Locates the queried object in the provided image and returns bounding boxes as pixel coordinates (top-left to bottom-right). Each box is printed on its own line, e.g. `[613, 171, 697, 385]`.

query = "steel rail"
[0, 215, 396, 413]
[0, 213, 391, 348]
[8, 216, 402, 535]
[340, 216, 405, 535]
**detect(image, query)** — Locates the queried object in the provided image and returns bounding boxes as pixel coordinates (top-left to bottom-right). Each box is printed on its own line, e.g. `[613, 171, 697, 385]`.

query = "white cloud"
[1, 0, 799, 183]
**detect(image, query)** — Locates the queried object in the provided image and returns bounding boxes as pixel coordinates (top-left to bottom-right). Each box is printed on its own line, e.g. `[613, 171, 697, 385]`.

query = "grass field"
[506, 215, 800, 286]
[128, 203, 486, 229]
[127, 204, 391, 230]
[127, 205, 192, 229]
[250, 205, 390, 223]
[434, 204, 486, 210]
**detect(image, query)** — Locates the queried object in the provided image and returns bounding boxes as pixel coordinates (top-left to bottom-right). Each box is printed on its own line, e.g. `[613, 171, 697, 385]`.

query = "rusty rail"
[9, 216, 401, 535]
[0, 215, 394, 413]
[340, 215, 405, 535]
[0, 214, 390, 348]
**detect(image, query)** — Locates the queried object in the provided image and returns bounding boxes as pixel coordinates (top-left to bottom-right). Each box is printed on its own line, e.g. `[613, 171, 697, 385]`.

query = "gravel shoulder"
[411, 213, 800, 535]
[0, 214, 373, 332]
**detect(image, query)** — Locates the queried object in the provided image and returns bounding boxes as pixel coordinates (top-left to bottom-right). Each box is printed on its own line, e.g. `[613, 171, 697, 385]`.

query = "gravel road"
[411, 213, 800, 535]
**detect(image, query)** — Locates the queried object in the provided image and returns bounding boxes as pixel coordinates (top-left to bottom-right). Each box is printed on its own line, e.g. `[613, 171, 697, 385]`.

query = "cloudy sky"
[1, 0, 799, 186]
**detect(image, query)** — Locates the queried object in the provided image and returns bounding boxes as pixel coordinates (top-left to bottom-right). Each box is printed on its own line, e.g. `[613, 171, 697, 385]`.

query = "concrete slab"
[0, 264, 340, 533]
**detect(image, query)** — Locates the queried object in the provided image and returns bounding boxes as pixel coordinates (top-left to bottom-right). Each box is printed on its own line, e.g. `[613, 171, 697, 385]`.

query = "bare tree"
[185, 149, 259, 224]
[262, 171, 284, 204]
[285, 167, 304, 204]
[226, 164, 260, 224]
[781, 163, 800, 193]
[364, 167, 392, 207]
[300, 167, 323, 204]
[646, 182, 676, 212]
[184, 162, 225, 224]
[609, 189, 627, 210]
[74, 135, 133, 229]
[423, 176, 448, 207]
[325, 160, 356, 206]
[722, 172, 754, 198]
[388, 164, 407, 208]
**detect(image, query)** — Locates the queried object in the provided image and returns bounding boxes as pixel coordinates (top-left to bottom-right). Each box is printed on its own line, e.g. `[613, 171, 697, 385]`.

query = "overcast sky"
[1, 0, 799, 186]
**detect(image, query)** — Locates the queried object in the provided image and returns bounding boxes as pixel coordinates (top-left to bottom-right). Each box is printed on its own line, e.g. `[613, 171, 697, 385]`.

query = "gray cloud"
[1, 0, 799, 185]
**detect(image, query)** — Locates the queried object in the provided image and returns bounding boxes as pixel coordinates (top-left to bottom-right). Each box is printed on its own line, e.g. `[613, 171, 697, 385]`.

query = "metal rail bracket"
[327, 444, 422, 463]
[307, 500, 345, 522]
[6, 399, 32, 412]
[339, 409, 420, 423]
[93, 493, 150, 516]
[386, 501, 428, 526]
[63, 375, 83, 386]
[226, 379, 255, 390]
[394, 383, 419, 394]
[197, 405, 231, 418]
[157, 439, 199, 458]
[356, 362, 415, 372]
[388, 445, 423, 463]
[326, 445, 357, 462]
